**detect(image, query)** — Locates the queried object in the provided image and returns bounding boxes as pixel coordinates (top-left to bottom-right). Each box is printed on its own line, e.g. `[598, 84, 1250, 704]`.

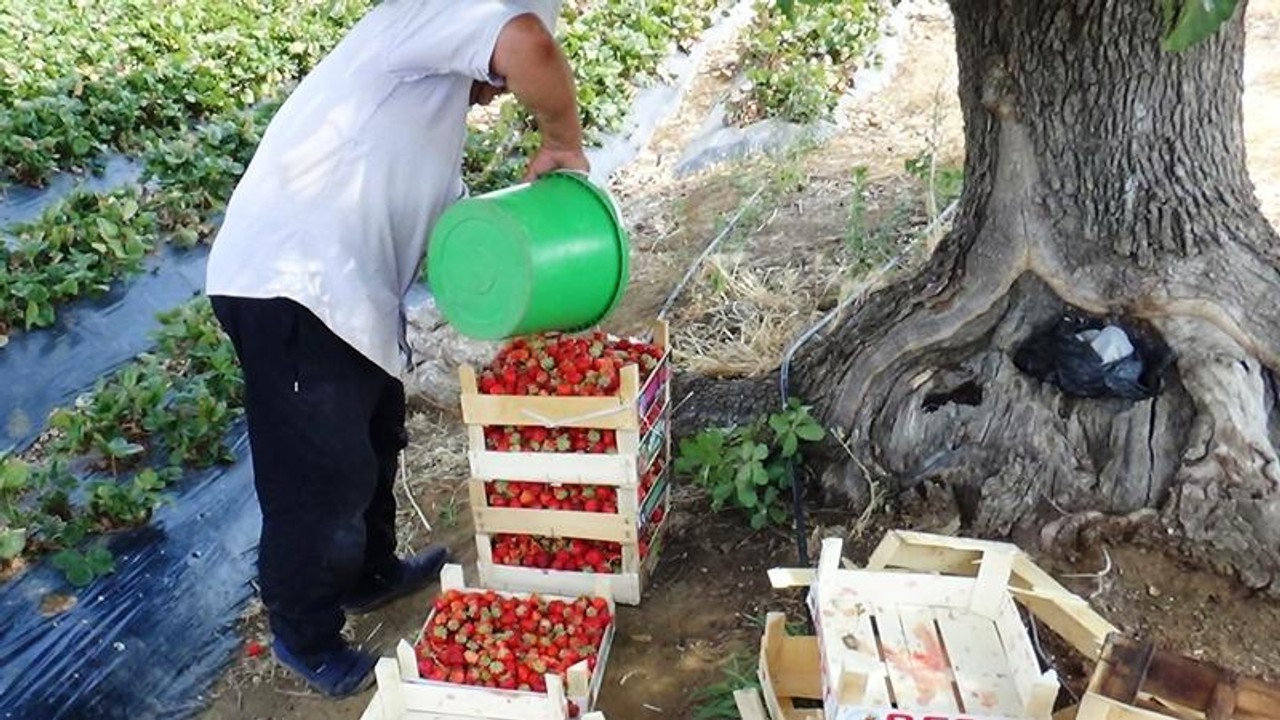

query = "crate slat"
[894, 606, 964, 714]
[758, 613, 826, 720]
[469, 449, 636, 484]
[472, 505, 636, 543]
[478, 560, 642, 606]
[935, 607, 1025, 716]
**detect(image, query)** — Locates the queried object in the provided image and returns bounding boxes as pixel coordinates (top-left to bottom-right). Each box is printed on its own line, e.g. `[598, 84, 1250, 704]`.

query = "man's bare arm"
[490, 13, 589, 181]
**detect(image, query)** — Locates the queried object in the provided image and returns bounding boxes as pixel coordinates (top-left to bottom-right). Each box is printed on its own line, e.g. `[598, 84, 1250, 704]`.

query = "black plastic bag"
[1013, 313, 1172, 400]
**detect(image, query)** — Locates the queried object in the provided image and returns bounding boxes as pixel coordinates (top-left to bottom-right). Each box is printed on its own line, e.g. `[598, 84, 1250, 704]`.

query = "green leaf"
[764, 485, 780, 505]
[64, 563, 94, 587]
[794, 421, 825, 442]
[767, 413, 791, 435]
[749, 511, 768, 530]
[736, 479, 758, 508]
[85, 547, 115, 574]
[751, 463, 770, 486]
[0, 528, 26, 560]
[102, 437, 145, 459]
[781, 433, 799, 458]
[0, 459, 29, 492]
[1162, 0, 1239, 52]
[95, 217, 119, 239]
[710, 481, 734, 508]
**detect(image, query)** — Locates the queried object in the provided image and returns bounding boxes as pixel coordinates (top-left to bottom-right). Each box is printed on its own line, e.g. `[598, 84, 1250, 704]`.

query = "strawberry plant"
[0, 186, 157, 335]
[729, 0, 885, 125]
[0, 458, 31, 566]
[0, 0, 369, 184]
[50, 547, 116, 588]
[415, 588, 611, 705]
[676, 400, 825, 529]
[87, 468, 176, 529]
[46, 298, 242, 470]
[141, 98, 282, 246]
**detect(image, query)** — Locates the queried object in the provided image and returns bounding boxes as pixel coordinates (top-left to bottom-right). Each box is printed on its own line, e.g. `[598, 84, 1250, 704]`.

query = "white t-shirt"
[206, 0, 538, 378]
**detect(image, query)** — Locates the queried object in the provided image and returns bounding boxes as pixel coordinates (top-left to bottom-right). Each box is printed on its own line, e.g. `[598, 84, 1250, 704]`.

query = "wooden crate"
[1065, 634, 1280, 720]
[471, 468, 670, 605]
[458, 321, 671, 484]
[460, 321, 672, 606]
[753, 613, 824, 720]
[359, 565, 615, 720]
[860, 531, 1119, 661]
[768, 535, 1065, 720]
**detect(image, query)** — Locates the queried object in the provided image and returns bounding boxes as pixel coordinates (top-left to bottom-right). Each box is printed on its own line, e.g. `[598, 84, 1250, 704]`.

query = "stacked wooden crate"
[458, 321, 672, 606]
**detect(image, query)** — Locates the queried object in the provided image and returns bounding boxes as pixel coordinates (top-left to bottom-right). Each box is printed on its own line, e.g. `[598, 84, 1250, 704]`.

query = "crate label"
[638, 471, 669, 526]
[637, 358, 671, 420]
[833, 711, 1023, 720]
[639, 418, 667, 468]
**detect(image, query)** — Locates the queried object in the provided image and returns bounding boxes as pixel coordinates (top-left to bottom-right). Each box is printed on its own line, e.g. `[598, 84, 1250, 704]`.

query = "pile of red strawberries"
[476, 330, 664, 397]
[485, 458, 666, 513]
[415, 588, 611, 709]
[492, 505, 666, 574]
[478, 331, 665, 454]
[492, 535, 623, 574]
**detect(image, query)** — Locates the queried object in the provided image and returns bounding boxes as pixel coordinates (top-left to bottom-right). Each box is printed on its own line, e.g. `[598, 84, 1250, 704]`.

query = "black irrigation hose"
[777, 199, 960, 568]
[657, 187, 765, 320]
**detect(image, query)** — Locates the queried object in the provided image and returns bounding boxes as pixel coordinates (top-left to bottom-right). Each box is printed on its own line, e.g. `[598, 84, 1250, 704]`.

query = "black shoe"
[272, 639, 377, 698]
[342, 545, 451, 615]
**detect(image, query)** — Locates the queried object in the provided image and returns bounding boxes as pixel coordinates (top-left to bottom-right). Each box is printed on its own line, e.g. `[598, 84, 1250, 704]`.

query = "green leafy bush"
[141, 98, 282, 245]
[730, 0, 885, 125]
[48, 298, 242, 470]
[465, 0, 722, 192]
[51, 547, 115, 588]
[0, 186, 158, 335]
[676, 400, 825, 529]
[0, 0, 368, 184]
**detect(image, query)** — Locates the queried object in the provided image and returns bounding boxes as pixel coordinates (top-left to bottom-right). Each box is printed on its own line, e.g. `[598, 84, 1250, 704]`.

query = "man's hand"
[524, 145, 589, 182]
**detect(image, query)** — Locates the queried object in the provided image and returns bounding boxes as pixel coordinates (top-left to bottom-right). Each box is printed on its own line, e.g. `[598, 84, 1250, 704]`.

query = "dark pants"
[211, 296, 405, 658]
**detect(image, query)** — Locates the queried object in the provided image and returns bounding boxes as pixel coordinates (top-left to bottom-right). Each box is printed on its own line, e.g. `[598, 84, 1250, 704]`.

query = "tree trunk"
[795, 0, 1280, 590]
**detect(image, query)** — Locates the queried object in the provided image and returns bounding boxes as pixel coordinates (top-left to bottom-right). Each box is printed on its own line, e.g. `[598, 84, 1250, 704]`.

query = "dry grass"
[395, 410, 471, 555]
[663, 152, 948, 377]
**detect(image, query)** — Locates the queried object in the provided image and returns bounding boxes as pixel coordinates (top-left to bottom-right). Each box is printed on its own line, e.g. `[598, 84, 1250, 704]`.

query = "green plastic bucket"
[427, 171, 629, 340]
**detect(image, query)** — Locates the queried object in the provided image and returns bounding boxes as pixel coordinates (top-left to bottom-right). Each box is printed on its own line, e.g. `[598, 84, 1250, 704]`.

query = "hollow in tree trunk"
[795, 0, 1280, 590]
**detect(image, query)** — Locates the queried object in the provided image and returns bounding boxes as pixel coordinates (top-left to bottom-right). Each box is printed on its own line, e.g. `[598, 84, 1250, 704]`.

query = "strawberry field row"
[1, 0, 724, 339]
[464, 0, 725, 192]
[0, 0, 368, 185]
[0, 100, 279, 337]
[727, 0, 885, 126]
[0, 297, 243, 585]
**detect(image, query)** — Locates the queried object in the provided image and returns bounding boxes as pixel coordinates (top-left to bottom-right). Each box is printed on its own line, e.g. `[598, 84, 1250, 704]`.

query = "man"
[205, 0, 587, 698]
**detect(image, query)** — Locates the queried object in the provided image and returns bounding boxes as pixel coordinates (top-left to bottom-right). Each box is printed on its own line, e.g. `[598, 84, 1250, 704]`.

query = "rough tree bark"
[794, 0, 1280, 590]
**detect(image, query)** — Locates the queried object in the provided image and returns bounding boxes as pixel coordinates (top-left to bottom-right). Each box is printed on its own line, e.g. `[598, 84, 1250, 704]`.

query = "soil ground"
[199, 3, 1280, 719]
